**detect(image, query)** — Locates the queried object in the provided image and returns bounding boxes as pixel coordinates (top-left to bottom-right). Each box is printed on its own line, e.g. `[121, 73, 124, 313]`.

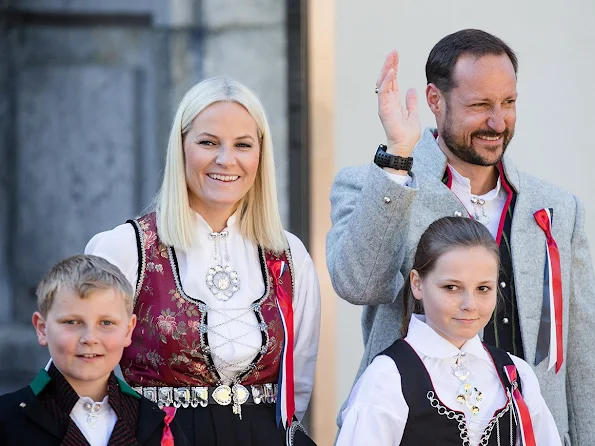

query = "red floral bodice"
[120, 213, 293, 387]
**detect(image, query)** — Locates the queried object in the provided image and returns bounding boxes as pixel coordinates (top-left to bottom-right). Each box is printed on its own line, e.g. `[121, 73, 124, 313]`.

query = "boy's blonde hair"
[36, 255, 134, 317]
[156, 76, 287, 253]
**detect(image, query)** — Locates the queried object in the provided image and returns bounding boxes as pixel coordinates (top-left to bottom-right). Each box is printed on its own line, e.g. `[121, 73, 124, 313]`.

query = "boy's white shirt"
[336, 315, 562, 446]
[45, 358, 118, 446]
[70, 396, 117, 446]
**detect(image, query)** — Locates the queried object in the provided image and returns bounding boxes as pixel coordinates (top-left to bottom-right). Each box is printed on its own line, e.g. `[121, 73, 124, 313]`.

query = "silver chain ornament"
[206, 231, 240, 301]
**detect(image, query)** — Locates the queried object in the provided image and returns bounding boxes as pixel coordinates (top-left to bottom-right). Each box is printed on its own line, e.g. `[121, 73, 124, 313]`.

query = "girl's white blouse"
[336, 315, 561, 446]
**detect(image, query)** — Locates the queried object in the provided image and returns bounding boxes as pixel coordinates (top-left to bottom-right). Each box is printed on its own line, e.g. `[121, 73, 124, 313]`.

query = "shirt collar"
[193, 210, 238, 234]
[448, 164, 502, 201]
[405, 314, 492, 364]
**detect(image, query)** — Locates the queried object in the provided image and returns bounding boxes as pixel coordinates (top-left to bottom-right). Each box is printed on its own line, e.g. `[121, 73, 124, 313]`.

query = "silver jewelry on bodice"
[427, 389, 514, 446]
[470, 196, 490, 225]
[206, 230, 240, 301]
[452, 352, 483, 416]
[199, 302, 267, 385]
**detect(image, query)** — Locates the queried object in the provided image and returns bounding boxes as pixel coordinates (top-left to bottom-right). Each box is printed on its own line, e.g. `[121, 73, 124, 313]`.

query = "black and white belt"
[132, 383, 278, 409]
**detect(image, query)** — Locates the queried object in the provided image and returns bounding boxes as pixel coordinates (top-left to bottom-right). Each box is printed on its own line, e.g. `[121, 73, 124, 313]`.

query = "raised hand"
[376, 50, 421, 157]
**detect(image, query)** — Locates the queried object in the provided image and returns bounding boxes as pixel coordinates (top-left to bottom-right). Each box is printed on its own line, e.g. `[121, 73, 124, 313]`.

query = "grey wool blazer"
[327, 128, 595, 445]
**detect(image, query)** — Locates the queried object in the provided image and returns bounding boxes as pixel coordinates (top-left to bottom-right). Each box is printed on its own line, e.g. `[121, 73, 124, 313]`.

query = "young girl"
[336, 217, 561, 446]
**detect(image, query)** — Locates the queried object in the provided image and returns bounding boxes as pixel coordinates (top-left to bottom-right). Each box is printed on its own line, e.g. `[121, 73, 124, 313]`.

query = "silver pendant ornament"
[206, 231, 240, 301]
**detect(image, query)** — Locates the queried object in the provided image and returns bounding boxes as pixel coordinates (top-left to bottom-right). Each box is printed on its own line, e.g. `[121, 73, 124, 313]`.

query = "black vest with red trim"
[380, 339, 521, 445]
[443, 165, 524, 358]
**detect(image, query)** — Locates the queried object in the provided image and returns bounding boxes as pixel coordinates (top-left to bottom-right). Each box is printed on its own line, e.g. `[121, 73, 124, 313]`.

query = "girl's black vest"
[380, 339, 522, 445]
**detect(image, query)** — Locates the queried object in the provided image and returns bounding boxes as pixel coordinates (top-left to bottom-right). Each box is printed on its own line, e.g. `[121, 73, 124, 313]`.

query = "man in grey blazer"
[327, 29, 594, 444]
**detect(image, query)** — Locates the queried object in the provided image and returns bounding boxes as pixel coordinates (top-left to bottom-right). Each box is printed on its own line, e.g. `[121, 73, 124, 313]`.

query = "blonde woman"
[86, 77, 320, 445]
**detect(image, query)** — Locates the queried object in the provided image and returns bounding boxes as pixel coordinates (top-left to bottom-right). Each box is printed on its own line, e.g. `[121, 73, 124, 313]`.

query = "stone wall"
[0, 0, 291, 393]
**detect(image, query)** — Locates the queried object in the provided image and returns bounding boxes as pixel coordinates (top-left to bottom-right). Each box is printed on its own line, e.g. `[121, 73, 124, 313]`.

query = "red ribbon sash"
[267, 259, 295, 427]
[503, 365, 536, 446]
[533, 208, 564, 373]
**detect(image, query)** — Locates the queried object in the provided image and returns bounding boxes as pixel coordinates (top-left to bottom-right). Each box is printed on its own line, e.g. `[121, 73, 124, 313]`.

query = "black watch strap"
[374, 144, 413, 172]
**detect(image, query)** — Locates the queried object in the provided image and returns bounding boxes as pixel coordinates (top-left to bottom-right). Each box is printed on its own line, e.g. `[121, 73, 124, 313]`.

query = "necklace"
[206, 230, 240, 301]
[470, 196, 490, 225]
[452, 352, 483, 415]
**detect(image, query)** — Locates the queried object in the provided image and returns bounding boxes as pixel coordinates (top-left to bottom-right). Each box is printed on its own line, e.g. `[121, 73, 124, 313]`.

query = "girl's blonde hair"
[156, 77, 287, 252]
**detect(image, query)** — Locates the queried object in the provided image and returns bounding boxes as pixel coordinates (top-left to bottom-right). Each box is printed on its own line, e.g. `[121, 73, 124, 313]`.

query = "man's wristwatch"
[374, 144, 413, 172]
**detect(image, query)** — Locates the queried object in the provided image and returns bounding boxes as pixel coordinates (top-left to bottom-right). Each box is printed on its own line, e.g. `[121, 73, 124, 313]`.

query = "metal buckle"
[142, 386, 158, 404]
[263, 383, 275, 403]
[212, 385, 232, 406]
[173, 387, 190, 408]
[232, 384, 250, 419]
[191, 387, 209, 408]
[251, 384, 263, 404]
[233, 384, 249, 405]
[157, 387, 173, 408]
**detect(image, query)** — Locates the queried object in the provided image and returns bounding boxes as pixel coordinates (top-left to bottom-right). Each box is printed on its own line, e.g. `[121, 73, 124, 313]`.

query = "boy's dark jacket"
[0, 368, 189, 446]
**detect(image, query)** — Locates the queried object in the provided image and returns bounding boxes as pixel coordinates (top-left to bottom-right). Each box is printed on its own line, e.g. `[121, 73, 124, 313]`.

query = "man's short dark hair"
[425, 29, 518, 92]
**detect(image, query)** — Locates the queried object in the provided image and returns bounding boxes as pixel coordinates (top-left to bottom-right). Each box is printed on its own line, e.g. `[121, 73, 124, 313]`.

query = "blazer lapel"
[508, 161, 546, 362]
[413, 128, 475, 218]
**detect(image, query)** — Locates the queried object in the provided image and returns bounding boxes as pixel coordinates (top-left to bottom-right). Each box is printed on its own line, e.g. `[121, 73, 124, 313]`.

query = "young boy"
[0, 255, 188, 445]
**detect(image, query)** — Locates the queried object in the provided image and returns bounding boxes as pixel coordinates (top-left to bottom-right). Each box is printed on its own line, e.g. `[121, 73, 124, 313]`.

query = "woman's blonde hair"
[156, 77, 287, 253]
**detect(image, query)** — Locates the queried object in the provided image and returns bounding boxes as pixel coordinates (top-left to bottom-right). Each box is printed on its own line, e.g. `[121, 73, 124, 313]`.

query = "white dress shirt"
[70, 395, 117, 446]
[385, 137, 507, 239]
[85, 211, 320, 420]
[337, 315, 561, 446]
[448, 165, 507, 238]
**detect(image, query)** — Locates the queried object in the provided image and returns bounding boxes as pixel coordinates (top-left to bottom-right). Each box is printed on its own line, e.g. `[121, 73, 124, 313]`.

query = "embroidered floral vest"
[120, 212, 291, 387]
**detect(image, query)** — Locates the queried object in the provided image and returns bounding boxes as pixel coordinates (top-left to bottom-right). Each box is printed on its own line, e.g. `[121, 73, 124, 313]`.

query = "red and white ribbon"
[503, 365, 536, 446]
[267, 259, 295, 428]
[533, 208, 564, 373]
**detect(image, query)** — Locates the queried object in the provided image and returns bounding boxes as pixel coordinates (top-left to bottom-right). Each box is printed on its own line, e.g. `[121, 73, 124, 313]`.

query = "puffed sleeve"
[285, 232, 321, 421]
[84, 223, 139, 291]
[511, 356, 562, 445]
[336, 355, 408, 446]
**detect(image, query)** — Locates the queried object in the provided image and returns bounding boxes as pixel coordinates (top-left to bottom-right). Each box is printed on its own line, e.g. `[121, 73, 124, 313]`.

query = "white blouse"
[85, 212, 320, 420]
[337, 315, 561, 446]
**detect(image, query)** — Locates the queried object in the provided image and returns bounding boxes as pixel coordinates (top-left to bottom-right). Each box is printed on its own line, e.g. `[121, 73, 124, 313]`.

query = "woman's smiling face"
[183, 101, 261, 218]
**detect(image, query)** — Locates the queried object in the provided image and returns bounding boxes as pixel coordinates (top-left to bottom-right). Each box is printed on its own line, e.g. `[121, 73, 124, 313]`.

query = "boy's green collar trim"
[29, 368, 141, 400]
[29, 368, 52, 396]
[117, 376, 141, 399]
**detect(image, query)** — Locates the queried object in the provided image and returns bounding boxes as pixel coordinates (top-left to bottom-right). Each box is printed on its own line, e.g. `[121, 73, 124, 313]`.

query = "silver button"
[383, 196, 391, 204]
[19, 402, 26, 408]
[500, 281, 506, 288]
[454, 211, 463, 217]
[502, 317, 509, 324]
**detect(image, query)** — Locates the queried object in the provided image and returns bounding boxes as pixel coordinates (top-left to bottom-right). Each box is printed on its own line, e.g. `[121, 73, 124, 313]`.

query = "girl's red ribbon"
[504, 365, 536, 446]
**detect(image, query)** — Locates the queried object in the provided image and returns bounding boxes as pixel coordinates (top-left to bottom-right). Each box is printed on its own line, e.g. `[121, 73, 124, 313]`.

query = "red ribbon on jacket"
[267, 259, 295, 427]
[504, 365, 536, 446]
[161, 406, 177, 446]
[533, 208, 564, 373]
